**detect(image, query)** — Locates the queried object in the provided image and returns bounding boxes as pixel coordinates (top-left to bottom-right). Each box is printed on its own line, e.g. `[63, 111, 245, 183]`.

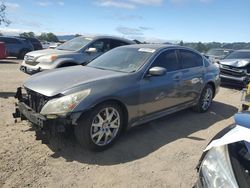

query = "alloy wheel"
[90, 107, 120, 146]
[202, 88, 213, 111]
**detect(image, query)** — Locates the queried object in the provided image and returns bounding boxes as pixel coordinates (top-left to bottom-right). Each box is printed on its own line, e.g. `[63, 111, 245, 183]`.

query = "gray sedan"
[20, 35, 135, 74]
[13, 44, 220, 151]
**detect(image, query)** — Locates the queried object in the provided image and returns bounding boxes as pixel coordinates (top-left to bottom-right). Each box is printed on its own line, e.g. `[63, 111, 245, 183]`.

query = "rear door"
[178, 49, 205, 102]
[4, 38, 22, 56]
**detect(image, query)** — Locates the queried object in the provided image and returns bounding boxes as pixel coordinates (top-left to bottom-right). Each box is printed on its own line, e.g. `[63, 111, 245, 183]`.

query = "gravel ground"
[0, 59, 242, 188]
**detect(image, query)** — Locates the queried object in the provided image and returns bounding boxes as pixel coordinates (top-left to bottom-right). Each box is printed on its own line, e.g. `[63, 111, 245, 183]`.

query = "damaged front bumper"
[13, 87, 81, 133]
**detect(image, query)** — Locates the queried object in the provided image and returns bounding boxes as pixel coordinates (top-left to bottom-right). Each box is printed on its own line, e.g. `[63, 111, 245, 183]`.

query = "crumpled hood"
[26, 49, 74, 58]
[23, 66, 125, 97]
[220, 59, 250, 67]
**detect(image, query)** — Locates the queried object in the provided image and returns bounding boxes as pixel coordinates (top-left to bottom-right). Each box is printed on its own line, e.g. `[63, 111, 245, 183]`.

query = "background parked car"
[0, 36, 34, 59]
[219, 49, 250, 86]
[20, 35, 135, 74]
[205, 48, 234, 63]
[17, 37, 43, 51]
[48, 42, 62, 49]
[195, 112, 250, 188]
[14, 44, 220, 151]
[40, 41, 50, 49]
[0, 42, 7, 59]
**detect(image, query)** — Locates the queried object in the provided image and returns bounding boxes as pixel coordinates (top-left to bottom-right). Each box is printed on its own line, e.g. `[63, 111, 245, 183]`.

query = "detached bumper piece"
[220, 66, 250, 87]
[220, 74, 249, 87]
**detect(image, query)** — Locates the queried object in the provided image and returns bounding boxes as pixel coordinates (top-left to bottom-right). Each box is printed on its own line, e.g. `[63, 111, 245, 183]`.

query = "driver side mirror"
[148, 67, 167, 76]
[85, 47, 97, 53]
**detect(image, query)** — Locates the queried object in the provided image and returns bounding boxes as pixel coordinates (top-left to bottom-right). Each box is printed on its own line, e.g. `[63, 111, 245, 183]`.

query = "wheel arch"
[80, 98, 129, 132]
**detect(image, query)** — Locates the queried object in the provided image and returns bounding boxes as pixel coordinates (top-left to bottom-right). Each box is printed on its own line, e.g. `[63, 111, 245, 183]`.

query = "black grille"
[25, 61, 40, 66]
[220, 66, 247, 77]
[26, 89, 49, 113]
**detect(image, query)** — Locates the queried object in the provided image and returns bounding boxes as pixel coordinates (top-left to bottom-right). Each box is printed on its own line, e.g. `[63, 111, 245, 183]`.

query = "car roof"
[209, 48, 233, 51]
[118, 44, 201, 53]
[235, 49, 250, 52]
[79, 35, 136, 44]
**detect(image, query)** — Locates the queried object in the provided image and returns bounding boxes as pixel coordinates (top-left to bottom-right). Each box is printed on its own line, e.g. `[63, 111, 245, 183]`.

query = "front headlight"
[40, 89, 91, 115]
[36, 54, 58, 63]
[200, 145, 238, 188]
[237, 60, 249, 67]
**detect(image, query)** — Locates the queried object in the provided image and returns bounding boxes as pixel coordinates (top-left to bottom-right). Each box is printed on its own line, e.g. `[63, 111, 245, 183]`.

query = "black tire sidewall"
[18, 50, 28, 59]
[74, 102, 124, 151]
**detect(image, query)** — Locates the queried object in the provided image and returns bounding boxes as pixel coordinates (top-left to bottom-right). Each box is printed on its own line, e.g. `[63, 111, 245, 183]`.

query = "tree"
[179, 40, 184, 46]
[47, 32, 59, 42]
[38, 32, 59, 42]
[19, 32, 35, 38]
[0, 1, 10, 26]
[0, 32, 3, 36]
[195, 42, 208, 52]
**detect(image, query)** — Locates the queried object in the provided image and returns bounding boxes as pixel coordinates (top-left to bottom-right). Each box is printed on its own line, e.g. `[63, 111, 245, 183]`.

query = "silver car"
[14, 44, 220, 151]
[20, 35, 135, 74]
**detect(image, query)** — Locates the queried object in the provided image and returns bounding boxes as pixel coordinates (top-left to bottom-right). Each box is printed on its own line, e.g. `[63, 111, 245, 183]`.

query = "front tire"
[193, 84, 214, 113]
[18, 49, 28, 59]
[74, 102, 123, 151]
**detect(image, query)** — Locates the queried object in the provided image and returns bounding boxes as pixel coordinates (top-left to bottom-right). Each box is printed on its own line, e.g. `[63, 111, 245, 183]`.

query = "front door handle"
[173, 75, 182, 81]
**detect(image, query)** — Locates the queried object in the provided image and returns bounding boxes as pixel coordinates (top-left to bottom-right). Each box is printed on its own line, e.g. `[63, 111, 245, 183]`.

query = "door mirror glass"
[85, 47, 97, 53]
[148, 67, 167, 76]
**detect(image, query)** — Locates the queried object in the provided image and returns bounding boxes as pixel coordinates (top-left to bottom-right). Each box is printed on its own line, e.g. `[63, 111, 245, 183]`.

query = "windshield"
[87, 47, 154, 73]
[56, 37, 92, 51]
[207, 49, 225, 56]
[225, 51, 250, 59]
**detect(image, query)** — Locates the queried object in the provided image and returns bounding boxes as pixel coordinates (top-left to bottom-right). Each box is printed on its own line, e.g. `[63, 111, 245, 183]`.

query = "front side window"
[151, 50, 180, 72]
[180, 50, 203, 69]
[88, 39, 110, 53]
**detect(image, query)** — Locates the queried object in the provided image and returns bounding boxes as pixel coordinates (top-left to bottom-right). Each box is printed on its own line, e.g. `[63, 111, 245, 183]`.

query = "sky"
[1, 0, 250, 43]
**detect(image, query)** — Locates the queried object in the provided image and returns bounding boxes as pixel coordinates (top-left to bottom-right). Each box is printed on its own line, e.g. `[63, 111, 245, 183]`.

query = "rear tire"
[193, 84, 214, 113]
[74, 102, 124, 151]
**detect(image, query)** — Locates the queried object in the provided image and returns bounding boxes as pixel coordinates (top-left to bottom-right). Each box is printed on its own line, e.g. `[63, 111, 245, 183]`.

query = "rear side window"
[180, 50, 203, 69]
[152, 50, 180, 72]
[5, 38, 21, 44]
[110, 39, 129, 49]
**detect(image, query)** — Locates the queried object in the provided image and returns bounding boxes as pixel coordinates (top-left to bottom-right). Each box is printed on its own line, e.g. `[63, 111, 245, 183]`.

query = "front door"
[84, 39, 110, 63]
[139, 49, 185, 117]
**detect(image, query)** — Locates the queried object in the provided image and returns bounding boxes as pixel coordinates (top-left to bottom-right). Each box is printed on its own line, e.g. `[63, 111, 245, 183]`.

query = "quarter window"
[152, 50, 180, 72]
[180, 50, 203, 69]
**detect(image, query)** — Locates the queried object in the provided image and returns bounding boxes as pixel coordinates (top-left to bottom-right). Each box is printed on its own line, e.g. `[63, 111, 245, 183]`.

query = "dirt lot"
[0, 59, 242, 188]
